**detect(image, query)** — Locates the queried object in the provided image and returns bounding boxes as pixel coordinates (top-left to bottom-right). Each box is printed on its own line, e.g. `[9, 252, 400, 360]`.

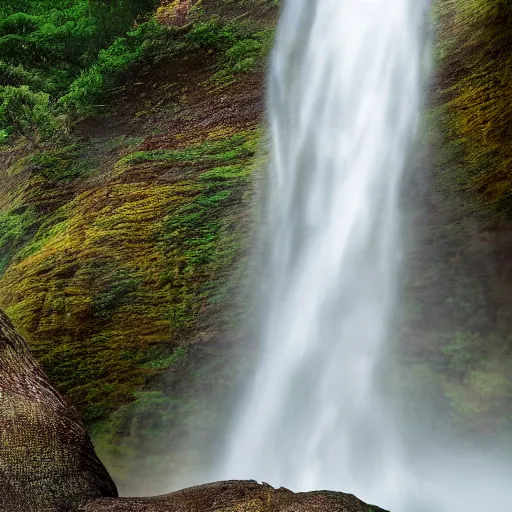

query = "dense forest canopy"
[0, 0, 162, 141]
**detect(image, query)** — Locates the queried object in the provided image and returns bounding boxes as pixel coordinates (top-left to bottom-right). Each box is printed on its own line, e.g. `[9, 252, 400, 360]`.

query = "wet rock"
[85, 480, 389, 512]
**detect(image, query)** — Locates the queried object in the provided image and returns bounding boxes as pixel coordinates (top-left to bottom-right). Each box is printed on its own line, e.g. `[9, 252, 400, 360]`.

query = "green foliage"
[60, 20, 167, 116]
[0, 207, 37, 273]
[0, 85, 58, 141]
[185, 17, 239, 50]
[0, 12, 41, 36]
[0, 0, 274, 135]
[0, 0, 158, 70]
[0, 129, 10, 145]
[185, 18, 274, 88]
[0, 0, 162, 136]
[210, 29, 272, 88]
[87, 0, 159, 51]
[225, 39, 263, 70]
[0, 61, 43, 88]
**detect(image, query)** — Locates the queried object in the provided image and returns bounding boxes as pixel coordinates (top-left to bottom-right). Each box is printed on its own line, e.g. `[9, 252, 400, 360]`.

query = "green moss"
[397, 0, 512, 439]
[16, 219, 70, 260]
[0, 206, 37, 272]
[0, 128, 258, 424]
[90, 267, 142, 319]
[29, 146, 94, 182]
[115, 133, 256, 168]
[159, 144, 256, 330]
[434, 0, 512, 212]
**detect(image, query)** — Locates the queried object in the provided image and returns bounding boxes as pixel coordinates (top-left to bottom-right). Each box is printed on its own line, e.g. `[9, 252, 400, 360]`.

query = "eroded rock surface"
[0, 310, 118, 511]
[85, 480, 388, 512]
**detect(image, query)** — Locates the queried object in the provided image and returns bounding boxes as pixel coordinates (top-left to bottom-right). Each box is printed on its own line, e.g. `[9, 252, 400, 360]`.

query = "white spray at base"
[214, 0, 512, 510]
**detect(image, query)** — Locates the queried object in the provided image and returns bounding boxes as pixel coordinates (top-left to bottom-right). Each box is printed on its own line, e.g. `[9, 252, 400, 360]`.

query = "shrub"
[185, 17, 238, 50]
[0, 85, 58, 141]
[0, 60, 43, 88]
[60, 20, 167, 116]
[0, 12, 40, 36]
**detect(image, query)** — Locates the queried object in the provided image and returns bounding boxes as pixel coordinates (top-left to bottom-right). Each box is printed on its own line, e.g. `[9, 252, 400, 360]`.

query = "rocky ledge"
[85, 480, 389, 512]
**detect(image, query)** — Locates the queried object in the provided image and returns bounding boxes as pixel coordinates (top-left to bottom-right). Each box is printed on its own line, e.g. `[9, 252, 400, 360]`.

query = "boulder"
[0, 310, 118, 511]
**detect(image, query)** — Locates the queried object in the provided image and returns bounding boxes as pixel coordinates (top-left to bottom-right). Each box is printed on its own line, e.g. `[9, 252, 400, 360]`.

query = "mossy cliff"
[396, 0, 512, 445]
[0, 304, 385, 512]
[0, 0, 276, 490]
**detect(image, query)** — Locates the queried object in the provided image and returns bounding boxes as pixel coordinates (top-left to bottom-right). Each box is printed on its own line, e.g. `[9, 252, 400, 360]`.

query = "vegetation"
[0, 0, 165, 136]
[0, 0, 276, 139]
[0, 114, 259, 427]
[431, 0, 512, 437]
[433, 0, 512, 213]
[0, 0, 276, 489]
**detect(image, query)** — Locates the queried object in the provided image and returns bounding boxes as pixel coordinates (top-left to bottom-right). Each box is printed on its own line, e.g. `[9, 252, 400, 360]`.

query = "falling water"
[217, 0, 424, 507]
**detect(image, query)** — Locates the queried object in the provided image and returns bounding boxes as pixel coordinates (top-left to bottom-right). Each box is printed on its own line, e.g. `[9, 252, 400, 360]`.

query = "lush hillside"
[0, 0, 277, 491]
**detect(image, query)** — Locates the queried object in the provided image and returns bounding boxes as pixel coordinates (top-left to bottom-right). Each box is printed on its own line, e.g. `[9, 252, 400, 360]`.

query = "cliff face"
[1, 0, 512, 498]
[396, 0, 512, 443]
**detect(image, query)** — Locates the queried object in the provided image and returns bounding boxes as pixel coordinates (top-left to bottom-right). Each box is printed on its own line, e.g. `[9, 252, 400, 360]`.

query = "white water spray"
[218, 0, 424, 507]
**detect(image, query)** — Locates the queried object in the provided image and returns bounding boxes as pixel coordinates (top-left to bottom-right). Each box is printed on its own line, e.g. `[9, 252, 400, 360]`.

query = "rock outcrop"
[85, 480, 389, 512]
[0, 310, 118, 511]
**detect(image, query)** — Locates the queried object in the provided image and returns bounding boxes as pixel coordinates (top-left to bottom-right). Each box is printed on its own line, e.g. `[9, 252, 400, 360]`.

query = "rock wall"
[395, 0, 512, 443]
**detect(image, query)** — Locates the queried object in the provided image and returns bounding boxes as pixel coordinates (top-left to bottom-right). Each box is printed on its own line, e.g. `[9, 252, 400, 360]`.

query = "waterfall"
[217, 0, 424, 507]
[200, 1, 512, 510]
